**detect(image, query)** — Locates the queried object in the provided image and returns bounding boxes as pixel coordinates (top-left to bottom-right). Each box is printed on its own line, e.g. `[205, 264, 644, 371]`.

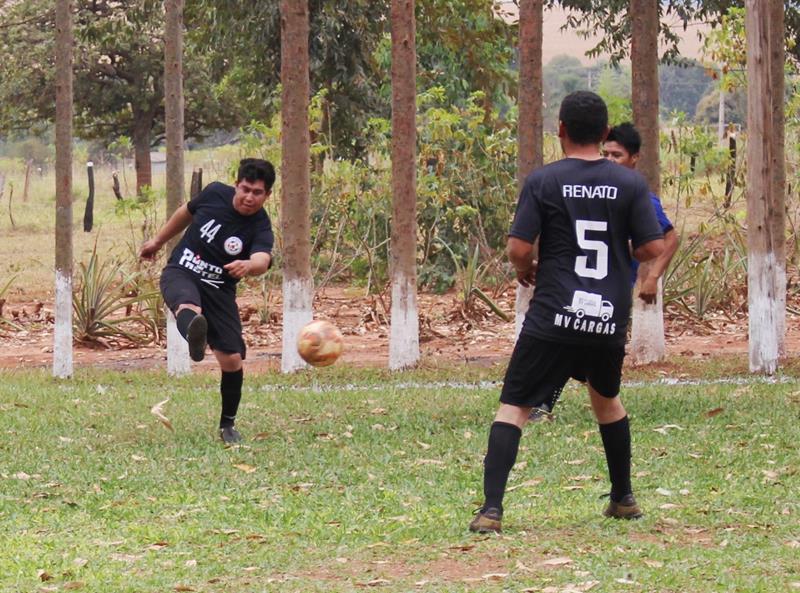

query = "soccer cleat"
[219, 425, 242, 444]
[469, 507, 503, 533]
[603, 493, 643, 519]
[528, 404, 554, 423]
[186, 314, 208, 362]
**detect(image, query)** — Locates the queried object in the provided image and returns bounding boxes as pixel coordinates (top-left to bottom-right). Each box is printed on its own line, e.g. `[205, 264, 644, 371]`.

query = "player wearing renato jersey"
[469, 92, 665, 534]
[140, 158, 275, 444]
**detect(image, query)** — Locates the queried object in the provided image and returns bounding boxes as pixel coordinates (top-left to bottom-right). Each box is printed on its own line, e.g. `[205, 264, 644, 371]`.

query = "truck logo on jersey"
[554, 290, 616, 335]
[224, 236, 243, 256]
[177, 247, 225, 289]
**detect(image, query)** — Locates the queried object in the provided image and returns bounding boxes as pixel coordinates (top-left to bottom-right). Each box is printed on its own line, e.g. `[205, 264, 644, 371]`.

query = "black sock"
[482, 421, 522, 513]
[220, 369, 244, 428]
[599, 415, 632, 502]
[176, 309, 198, 341]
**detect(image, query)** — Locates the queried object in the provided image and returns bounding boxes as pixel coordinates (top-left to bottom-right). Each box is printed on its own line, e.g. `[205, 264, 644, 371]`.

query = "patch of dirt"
[0, 285, 798, 374]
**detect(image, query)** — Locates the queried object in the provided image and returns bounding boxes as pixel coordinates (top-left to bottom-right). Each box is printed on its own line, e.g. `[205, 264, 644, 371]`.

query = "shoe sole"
[186, 315, 207, 362]
[469, 518, 502, 533]
[604, 508, 643, 520]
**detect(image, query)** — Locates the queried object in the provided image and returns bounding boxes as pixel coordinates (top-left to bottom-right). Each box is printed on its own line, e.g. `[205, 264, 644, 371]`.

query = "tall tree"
[628, 0, 666, 365]
[389, 0, 420, 369]
[745, 0, 785, 373]
[164, 0, 191, 375]
[514, 0, 544, 339]
[0, 0, 239, 193]
[280, 0, 314, 373]
[53, 0, 73, 379]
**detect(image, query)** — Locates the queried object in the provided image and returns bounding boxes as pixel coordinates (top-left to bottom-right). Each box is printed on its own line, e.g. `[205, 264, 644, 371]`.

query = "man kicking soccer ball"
[139, 158, 275, 444]
[469, 92, 664, 533]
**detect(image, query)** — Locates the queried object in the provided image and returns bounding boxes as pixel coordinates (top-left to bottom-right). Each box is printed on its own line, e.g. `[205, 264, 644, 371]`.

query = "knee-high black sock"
[220, 369, 244, 428]
[599, 415, 632, 502]
[176, 309, 197, 341]
[482, 421, 522, 512]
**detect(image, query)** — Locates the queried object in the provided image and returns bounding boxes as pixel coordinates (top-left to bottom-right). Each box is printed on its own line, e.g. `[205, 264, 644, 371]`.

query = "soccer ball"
[297, 320, 344, 367]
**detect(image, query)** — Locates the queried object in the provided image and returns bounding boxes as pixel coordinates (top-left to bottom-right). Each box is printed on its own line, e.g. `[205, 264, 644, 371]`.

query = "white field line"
[257, 375, 799, 394]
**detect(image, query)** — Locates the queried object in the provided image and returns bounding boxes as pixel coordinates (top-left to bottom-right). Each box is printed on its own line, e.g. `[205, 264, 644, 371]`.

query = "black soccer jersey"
[166, 182, 274, 290]
[510, 158, 663, 346]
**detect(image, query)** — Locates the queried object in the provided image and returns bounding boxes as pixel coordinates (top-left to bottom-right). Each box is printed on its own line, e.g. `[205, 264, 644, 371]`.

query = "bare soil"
[1, 285, 798, 375]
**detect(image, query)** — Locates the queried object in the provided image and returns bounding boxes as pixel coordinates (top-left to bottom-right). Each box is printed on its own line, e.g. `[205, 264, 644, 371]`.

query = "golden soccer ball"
[297, 320, 344, 367]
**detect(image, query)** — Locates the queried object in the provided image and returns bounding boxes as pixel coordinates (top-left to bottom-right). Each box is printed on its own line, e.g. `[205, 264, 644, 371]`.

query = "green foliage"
[0, 0, 241, 174]
[72, 245, 159, 345]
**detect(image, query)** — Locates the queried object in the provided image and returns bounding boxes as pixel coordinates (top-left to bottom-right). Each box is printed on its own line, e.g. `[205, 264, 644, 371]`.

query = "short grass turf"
[1, 368, 799, 592]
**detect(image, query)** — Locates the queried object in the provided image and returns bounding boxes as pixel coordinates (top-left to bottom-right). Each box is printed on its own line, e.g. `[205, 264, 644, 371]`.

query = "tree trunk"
[389, 0, 419, 370]
[133, 115, 153, 194]
[54, 0, 74, 379]
[165, 0, 190, 375]
[746, 0, 785, 373]
[629, 0, 665, 364]
[514, 0, 543, 340]
[280, 0, 314, 373]
[22, 159, 32, 202]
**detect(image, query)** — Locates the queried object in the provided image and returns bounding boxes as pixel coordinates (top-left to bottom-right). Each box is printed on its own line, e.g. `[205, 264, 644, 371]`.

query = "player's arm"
[632, 237, 664, 263]
[139, 204, 193, 260]
[507, 236, 537, 287]
[638, 228, 678, 303]
[223, 251, 271, 279]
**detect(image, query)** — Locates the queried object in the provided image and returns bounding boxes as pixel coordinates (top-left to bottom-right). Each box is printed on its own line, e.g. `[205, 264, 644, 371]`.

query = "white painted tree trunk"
[629, 273, 665, 364]
[514, 283, 533, 341]
[166, 310, 191, 376]
[281, 277, 314, 373]
[164, 0, 189, 376]
[389, 273, 419, 370]
[52, 271, 73, 378]
[748, 253, 785, 374]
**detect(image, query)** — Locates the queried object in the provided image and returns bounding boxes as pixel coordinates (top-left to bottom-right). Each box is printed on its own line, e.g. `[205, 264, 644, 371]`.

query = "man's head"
[233, 158, 275, 216]
[558, 91, 609, 147]
[602, 122, 641, 169]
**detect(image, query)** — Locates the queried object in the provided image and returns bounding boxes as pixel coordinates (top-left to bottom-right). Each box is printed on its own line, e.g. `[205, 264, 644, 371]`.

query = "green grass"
[2, 368, 800, 592]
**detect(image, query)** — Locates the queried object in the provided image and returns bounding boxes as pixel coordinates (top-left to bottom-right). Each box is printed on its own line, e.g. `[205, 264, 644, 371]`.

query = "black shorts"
[160, 265, 246, 358]
[500, 334, 625, 407]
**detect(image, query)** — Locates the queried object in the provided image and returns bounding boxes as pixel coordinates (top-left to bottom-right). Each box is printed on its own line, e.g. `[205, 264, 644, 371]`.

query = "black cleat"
[469, 507, 503, 533]
[528, 404, 554, 423]
[219, 425, 242, 444]
[603, 493, 643, 519]
[186, 314, 207, 362]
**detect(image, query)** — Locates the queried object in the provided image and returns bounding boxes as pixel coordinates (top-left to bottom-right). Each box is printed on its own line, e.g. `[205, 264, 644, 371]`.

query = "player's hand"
[638, 275, 658, 304]
[139, 239, 162, 261]
[224, 259, 253, 279]
[516, 261, 537, 287]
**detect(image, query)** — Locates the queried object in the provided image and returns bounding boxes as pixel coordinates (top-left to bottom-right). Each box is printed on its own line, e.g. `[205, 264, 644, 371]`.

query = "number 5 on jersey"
[575, 219, 608, 279]
[200, 219, 221, 243]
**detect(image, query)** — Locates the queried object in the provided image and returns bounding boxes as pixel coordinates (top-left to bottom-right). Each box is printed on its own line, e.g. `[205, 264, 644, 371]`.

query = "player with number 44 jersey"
[139, 158, 276, 445]
[469, 92, 664, 535]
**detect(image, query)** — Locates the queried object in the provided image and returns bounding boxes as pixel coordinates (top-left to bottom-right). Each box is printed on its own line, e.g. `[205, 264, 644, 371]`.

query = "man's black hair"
[605, 122, 642, 156]
[236, 158, 276, 190]
[558, 91, 609, 145]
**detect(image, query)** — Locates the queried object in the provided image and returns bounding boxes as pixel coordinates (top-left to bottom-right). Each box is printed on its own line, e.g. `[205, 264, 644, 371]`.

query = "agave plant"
[73, 247, 159, 345]
[0, 274, 22, 334]
[438, 240, 510, 321]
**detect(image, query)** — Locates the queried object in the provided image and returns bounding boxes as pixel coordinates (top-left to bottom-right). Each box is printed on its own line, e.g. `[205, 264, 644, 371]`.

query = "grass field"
[2, 367, 799, 593]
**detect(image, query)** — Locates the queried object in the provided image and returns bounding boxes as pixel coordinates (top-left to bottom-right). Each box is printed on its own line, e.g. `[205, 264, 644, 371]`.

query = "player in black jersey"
[469, 92, 665, 533]
[139, 158, 276, 444]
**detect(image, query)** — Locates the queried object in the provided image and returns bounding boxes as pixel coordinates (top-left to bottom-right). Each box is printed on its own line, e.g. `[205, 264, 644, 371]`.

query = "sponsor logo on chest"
[224, 236, 243, 256]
